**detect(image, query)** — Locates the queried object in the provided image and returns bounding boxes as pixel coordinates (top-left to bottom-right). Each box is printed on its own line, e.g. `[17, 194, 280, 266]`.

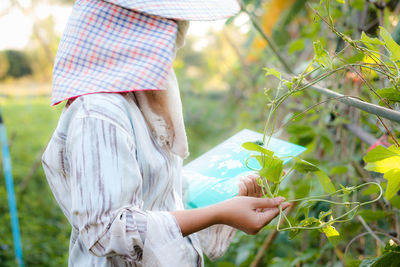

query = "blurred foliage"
[0, 0, 400, 266]
[0, 50, 32, 80]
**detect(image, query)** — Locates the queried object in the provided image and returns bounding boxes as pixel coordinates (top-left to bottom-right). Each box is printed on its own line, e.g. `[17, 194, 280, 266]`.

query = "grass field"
[0, 96, 69, 266]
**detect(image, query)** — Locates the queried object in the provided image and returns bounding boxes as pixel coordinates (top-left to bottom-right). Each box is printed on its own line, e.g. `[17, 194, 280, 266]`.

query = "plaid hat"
[103, 0, 240, 21]
[51, 0, 239, 105]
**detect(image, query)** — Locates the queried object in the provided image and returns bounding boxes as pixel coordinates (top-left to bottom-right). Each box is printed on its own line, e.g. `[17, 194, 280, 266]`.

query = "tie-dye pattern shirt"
[41, 92, 236, 266]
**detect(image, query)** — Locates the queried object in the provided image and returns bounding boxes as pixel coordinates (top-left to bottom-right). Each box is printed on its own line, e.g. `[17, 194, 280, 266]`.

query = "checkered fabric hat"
[104, 0, 240, 21]
[51, 0, 239, 105]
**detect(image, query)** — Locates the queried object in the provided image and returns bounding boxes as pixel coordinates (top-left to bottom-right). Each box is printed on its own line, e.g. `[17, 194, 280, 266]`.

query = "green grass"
[0, 96, 68, 267]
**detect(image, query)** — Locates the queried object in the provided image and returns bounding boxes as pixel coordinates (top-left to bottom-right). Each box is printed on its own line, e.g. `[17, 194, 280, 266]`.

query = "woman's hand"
[238, 172, 286, 197]
[171, 173, 289, 236]
[171, 196, 289, 236]
[238, 174, 263, 197]
[215, 196, 289, 235]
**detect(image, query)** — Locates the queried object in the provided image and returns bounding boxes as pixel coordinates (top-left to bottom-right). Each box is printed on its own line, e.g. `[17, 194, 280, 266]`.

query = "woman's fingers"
[239, 170, 290, 197]
[251, 175, 263, 197]
[238, 174, 262, 197]
[258, 207, 280, 224]
[220, 196, 290, 235]
[246, 176, 257, 196]
[259, 202, 290, 224]
[238, 181, 248, 196]
[252, 196, 286, 208]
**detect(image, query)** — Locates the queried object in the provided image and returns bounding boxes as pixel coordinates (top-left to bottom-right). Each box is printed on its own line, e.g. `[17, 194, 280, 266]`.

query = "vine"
[242, 0, 400, 243]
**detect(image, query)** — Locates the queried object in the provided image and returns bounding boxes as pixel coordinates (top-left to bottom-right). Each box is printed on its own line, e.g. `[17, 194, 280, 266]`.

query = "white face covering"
[133, 21, 190, 159]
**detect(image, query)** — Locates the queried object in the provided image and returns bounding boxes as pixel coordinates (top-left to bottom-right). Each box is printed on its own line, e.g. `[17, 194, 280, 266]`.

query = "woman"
[41, 0, 289, 266]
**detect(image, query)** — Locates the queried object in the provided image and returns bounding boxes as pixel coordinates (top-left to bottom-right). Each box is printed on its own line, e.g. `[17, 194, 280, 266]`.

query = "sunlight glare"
[0, 7, 33, 50]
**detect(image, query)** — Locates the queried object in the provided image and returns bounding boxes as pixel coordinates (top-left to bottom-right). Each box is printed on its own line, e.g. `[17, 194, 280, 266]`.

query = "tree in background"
[0, 50, 32, 80]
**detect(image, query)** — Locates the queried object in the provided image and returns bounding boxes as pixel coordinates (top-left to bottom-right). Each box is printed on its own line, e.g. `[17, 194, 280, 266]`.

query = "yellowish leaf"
[322, 225, 340, 237]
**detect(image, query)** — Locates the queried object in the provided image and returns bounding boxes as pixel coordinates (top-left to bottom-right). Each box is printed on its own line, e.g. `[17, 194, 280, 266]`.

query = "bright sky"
[0, 1, 71, 50]
[0, 2, 249, 51]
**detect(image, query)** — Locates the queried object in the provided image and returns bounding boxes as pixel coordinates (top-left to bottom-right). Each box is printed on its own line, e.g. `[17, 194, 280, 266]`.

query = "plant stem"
[358, 215, 385, 246]
[276, 182, 382, 232]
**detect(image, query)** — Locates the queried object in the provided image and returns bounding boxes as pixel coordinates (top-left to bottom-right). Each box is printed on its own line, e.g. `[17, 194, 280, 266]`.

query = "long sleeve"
[181, 170, 237, 261]
[196, 225, 236, 261]
[66, 113, 191, 265]
[42, 93, 204, 266]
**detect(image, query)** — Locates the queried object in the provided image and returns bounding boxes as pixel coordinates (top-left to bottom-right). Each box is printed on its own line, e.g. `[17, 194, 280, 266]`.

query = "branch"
[357, 215, 385, 246]
[344, 124, 378, 145]
[297, 80, 400, 124]
[344, 231, 400, 256]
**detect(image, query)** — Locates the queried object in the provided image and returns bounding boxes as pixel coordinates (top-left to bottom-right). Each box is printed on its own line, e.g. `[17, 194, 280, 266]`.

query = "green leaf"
[384, 241, 400, 253]
[289, 39, 305, 54]
[380, 26, 400, 62]
[246, 155, 266, 169]
[254, 155, 266, 168]
[319, 209, 332, 220]
[359, 31, 385, 61]
[298, 216, 320, 227]
[364, 146, 400, 175]
[242, 142, 274, 156]
[293, 159, 320, 173]
[364, 145, 400, 163]
[264, 67, 281, 79]
[389, 145, 400, 154]
[360, 241, 400, 267]
[344, 51, 365, 63]
[315, 171, 336, 194]
[284, 80, 294, 90]
[365, 156, 400, 173]
[376, 87, 400, 103]
[259, 158, 284, 183]
[359, 259, 377, 267]
[322, 0, 334, 26]
[384, 169, 400, 200]
[361, 32, 385, 46]
[313, 40, 333, 69]
[336, 0, 345, 3]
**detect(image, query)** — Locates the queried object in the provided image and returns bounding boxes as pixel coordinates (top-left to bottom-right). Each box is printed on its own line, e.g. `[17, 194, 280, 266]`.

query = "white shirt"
[41, 92, 236, 266]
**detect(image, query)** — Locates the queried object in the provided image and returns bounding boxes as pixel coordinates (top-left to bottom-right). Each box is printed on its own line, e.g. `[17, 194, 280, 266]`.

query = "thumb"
[252, 197, 285, 209]
[258, 207, 280, 224]
[258, 202, 290, 224]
